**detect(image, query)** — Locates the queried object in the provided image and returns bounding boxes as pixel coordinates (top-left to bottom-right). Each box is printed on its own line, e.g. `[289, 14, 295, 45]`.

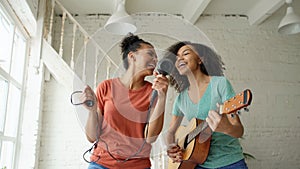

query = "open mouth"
[147, 63, 156, 69]
[177, 62, 186, 69]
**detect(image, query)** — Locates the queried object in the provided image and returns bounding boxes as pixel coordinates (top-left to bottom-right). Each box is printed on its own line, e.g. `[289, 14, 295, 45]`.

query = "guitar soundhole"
[183, 135, 189, 149]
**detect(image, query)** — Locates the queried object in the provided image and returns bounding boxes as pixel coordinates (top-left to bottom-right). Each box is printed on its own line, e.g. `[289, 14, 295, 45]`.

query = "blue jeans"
[88, 162, 108, 169]
[88, 162, 151, 169]
[195, 159, 248, 169]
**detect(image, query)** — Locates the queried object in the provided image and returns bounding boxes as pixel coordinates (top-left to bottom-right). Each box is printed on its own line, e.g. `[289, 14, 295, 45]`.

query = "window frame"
[0, 1, 30, 169]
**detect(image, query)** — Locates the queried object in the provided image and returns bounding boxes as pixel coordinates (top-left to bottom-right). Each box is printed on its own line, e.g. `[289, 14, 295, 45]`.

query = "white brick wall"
[39, 78, 90, 169]
[196, 12, 300, 169]
[40, 10, 300, 169]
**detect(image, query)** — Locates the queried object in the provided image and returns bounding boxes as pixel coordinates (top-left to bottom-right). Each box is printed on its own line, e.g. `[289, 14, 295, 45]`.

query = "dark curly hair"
[120, 33, 153, 69]
[164, 41, 225, 92]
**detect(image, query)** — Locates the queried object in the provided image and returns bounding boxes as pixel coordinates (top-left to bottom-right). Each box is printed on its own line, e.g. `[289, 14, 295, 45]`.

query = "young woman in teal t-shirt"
[165, 41, 248, 169]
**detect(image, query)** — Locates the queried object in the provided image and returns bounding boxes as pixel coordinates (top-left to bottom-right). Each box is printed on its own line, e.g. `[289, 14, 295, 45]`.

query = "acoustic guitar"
[168, 89, 252, 169]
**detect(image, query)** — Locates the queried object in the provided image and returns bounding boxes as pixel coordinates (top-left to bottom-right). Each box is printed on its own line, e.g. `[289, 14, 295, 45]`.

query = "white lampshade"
[278, 1, 300, 35]
[104, 1, 137, 35]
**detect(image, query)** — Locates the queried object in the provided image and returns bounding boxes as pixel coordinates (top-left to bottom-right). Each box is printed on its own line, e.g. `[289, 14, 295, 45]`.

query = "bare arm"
[145, 96, 166, 143]
[224, 112, 244, 138]
[145, 74, 169, 143]
[85, 108, 103, 143]
[82, 85, 103, 143]
[166, 115, 183, 145]
[166, 115, 183, 163]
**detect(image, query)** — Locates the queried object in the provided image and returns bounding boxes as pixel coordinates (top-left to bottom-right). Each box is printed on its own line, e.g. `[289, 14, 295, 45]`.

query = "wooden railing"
[42, 1, 167, 168]
[44, 0, 119, 89]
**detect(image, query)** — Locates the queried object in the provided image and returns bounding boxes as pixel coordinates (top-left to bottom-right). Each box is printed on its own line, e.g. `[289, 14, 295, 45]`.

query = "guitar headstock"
[220, 89, 252, 114]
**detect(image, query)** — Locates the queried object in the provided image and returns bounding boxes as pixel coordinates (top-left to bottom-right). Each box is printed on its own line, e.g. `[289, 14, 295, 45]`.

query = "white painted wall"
[197, 13, 300, 169]
[38, 78, 90, 169]
[39, 8, 300, 169]
[26, 0, 39, 19]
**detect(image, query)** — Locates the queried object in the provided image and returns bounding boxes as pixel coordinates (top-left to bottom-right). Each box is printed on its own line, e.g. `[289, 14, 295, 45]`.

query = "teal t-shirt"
[172, 76, 244, 168]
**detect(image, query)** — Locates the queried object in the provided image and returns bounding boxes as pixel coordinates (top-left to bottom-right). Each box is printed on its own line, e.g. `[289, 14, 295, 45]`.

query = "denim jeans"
[195, 159, 248, 169]
[88, 162, 108, 169]
[88, 162, 151, 169]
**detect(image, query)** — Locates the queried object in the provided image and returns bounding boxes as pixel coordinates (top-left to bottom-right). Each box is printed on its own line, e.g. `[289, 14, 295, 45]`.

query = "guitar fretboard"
[187, 121, 209, 144]
[185, 89, 252, 146]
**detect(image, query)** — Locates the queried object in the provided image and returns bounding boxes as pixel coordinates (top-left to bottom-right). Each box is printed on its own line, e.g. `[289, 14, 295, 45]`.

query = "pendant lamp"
[104, 0, 137, 35]
[278, 0, 300, 35]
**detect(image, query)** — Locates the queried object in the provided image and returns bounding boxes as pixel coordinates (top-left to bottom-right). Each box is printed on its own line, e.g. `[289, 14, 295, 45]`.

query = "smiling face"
[175, 45, 201, 76]
[132, 43, 158, 72]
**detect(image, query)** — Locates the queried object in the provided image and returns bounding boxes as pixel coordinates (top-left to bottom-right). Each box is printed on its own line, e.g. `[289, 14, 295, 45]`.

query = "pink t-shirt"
[91, 78, 153, 169]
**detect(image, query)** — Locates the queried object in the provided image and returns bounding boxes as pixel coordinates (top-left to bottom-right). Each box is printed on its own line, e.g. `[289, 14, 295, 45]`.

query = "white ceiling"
[58, 0, 300, 26]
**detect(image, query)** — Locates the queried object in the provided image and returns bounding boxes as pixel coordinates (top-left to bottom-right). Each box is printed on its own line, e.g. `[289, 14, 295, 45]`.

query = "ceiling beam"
[181, 0, 211, 24]
[247, 0, 285, 25]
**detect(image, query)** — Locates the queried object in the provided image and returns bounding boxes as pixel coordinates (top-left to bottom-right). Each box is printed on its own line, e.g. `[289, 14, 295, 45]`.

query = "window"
[0, 3, 28, 169]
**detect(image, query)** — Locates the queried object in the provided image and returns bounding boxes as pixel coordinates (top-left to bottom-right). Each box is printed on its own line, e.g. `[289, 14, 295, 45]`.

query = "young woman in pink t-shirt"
[81, 33, 169, 169]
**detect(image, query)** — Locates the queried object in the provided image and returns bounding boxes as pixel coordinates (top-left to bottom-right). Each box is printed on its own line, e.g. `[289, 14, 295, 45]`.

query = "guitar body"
[168, 89, 252, 169]
[168, 119, 211, 169]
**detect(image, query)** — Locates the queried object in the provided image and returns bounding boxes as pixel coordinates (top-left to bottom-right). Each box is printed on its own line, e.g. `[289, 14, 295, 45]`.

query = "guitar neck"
[186, 89, 252, 144]
[187, 121, 209, 144]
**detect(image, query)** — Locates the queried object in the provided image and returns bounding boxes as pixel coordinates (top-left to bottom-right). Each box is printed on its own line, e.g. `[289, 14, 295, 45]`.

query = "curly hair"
[120, 33, 153, 69]
[164, 41, 225, 92]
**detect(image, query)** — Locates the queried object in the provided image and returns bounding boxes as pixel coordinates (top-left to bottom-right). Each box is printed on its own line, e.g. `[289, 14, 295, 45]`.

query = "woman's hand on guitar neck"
[167, 143, 183, 163]
[206, 103, 232, 133]
[206, 110, 244, 138]
[206, 110, 230, 132]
